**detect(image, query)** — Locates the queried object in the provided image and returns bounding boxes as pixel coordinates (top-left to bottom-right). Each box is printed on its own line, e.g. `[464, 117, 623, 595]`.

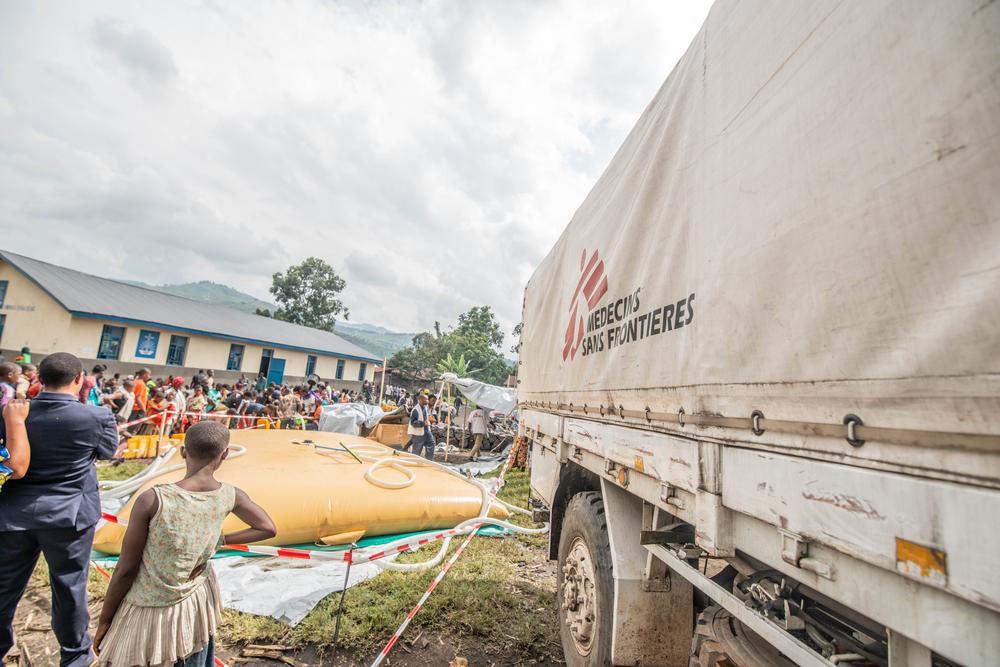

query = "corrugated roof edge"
[0, 250, 382, 364]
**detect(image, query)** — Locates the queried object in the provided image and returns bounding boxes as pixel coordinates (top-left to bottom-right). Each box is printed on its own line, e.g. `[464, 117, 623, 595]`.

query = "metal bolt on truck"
[517, 1, 999, 665]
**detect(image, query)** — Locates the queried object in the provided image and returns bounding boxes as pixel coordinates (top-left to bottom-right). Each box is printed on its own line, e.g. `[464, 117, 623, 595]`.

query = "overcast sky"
[0, 0, 711, 338]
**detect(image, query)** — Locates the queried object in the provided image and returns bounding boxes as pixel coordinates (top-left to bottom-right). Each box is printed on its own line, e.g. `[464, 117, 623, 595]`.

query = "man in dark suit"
[0, 352, 118, 667]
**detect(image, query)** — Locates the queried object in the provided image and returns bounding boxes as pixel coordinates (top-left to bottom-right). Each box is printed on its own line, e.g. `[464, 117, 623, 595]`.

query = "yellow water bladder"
[93, 430, 507, 554]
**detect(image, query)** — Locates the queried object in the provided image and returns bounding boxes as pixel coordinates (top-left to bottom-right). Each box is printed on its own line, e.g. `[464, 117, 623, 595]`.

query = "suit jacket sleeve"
[95, 409, 119, 460]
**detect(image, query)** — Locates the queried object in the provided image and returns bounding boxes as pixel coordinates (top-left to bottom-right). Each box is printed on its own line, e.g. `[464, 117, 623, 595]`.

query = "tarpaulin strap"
[521, 402, 1000, 452]
[89, 561, 229, 667]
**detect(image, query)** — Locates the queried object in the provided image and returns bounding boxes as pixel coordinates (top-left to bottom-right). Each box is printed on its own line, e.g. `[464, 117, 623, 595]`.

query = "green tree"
[389, 330, 447, 376]
[510, 322, 523, 355]
[389, 306, 511, 385]
[263, 257, 349, 331]
[456, 306, 504, 349]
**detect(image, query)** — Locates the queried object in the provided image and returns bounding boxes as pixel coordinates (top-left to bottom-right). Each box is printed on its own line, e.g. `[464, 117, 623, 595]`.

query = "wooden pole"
[157, 406, 167, 455]
[378, 358, 387, 406]
[444, 383, 451, 462]
[436, 379, 447, 460]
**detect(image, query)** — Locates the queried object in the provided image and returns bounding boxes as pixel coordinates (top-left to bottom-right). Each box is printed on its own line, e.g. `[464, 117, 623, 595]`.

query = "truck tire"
[557, 491, 614, 667]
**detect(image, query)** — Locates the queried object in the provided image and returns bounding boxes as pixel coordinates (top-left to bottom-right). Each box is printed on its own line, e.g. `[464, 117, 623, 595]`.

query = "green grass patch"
[96, 460, 150, 482]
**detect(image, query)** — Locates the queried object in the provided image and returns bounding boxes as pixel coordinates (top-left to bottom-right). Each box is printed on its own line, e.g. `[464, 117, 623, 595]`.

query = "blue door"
[267, 357, 286, 385]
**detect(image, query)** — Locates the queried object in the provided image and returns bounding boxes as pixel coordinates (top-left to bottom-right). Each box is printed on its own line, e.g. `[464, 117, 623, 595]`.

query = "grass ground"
[94, 460, 149, 481]
[70, 458, 562, 664]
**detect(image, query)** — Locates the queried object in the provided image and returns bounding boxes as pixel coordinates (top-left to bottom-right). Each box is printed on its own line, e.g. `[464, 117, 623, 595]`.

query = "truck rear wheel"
[558, 492, 614, 667]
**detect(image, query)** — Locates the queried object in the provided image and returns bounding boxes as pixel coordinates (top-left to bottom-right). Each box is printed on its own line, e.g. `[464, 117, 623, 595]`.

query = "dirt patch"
[6, 593, 562, 667]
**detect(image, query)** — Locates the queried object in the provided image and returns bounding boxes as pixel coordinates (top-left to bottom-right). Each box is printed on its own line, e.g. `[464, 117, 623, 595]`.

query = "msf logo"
[563, 248, 608, 361]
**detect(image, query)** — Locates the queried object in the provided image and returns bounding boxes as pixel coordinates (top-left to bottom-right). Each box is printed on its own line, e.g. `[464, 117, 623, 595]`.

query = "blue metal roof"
[1, 250, 381, 363]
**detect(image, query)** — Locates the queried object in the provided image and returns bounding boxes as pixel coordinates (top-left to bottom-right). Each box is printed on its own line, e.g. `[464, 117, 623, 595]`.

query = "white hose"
[371, 516, 549, 572]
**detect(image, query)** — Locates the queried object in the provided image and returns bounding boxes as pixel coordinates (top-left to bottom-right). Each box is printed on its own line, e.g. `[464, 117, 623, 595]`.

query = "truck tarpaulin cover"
[519, 0, 999, 472]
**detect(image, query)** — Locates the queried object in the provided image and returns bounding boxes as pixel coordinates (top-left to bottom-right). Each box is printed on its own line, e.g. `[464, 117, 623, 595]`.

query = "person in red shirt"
[145, 389, 168, 433]
[78, 365, 105, 404]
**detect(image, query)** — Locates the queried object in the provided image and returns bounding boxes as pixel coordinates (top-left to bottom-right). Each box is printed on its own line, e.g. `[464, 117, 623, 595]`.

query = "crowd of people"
[0, 350, 497, 475]
[0, 351, 278, 667]
[0, 350, 506, 667]
[0, 357, 397, 441]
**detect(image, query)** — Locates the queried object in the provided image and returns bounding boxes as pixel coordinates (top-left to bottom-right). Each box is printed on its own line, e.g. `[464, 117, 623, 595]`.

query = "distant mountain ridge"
[134, 280, 415, 359]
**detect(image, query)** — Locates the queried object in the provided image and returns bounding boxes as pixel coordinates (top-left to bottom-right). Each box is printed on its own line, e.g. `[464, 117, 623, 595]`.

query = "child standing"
[0, 362, 22, 411]
[94, 421, 276, 667]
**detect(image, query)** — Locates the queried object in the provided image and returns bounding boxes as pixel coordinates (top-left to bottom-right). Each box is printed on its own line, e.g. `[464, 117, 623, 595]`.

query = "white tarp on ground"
[440, 373, 517, 415]
[95, 555, 392, 626]
[212, 555, 389, 626]
[445, 446, 511, 476]
[317, 402, 389, 435]
[518, 0, 1000, 481]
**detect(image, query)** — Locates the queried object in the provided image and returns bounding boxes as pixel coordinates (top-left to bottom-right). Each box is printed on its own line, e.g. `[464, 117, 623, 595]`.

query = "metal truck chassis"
[523, 408, 1000, 666]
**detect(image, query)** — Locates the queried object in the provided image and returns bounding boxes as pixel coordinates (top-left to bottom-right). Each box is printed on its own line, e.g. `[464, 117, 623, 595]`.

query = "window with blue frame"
[166, 335, 188, 366]
[135, 330, 160, 359]
[227, 344, 245, 371]
[98, 325, 126, 360]
[358, 362, 367, 381]
[335, 359, 345, 380]
[0, 280, 8, 308]
[305, 355, 317, 376]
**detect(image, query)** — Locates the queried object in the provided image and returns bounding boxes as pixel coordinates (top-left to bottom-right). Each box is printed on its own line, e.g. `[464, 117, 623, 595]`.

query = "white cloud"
[92, 19, 178, 85]
[0, 0, 712, 335]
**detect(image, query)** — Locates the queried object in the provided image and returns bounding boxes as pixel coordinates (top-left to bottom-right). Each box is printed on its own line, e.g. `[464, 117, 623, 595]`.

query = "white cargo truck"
[518, 1, 1000, 665]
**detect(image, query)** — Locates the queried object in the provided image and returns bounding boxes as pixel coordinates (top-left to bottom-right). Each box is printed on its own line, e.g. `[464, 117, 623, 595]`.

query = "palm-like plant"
[436, 352, 481, 378]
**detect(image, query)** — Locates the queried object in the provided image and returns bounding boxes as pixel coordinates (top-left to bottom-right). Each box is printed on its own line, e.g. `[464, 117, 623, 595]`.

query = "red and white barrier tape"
[369, 444, 519, 667]
[116, 412, 162, 431]
[370, 525, 482, 667]
[89, 561, 229, 667]
[116, 409, 316, 433]
[101, 511, 477, 566]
